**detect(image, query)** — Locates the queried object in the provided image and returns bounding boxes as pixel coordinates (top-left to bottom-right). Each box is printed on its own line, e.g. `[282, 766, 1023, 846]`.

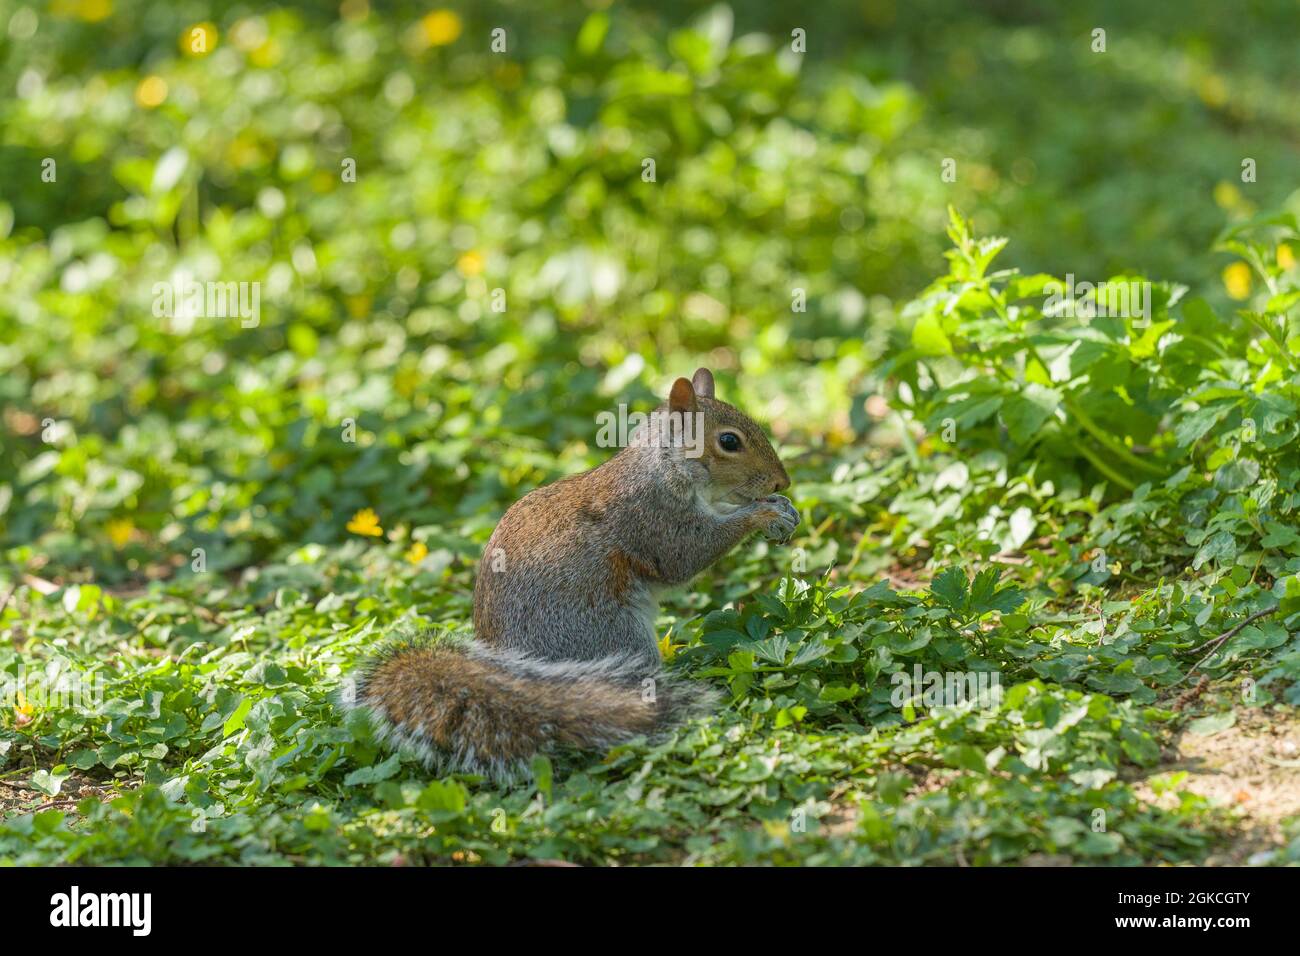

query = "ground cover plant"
[2, 0, 1299, 866]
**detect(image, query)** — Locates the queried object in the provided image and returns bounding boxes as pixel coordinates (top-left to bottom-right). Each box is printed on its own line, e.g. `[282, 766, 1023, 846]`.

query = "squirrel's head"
[657, 367, 791, 510]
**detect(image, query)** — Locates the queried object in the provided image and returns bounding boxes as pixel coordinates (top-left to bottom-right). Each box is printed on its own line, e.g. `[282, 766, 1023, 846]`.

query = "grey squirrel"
[346, 368, 799, 781]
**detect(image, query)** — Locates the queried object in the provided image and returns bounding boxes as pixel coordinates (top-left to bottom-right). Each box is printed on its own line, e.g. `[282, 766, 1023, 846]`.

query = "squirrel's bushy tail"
[345, 637, 717, 782]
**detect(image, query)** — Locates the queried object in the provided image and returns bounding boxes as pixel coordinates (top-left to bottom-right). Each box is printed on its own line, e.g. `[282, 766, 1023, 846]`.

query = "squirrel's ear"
[669, 377, 697, 413]
[691, 367, 715, 399]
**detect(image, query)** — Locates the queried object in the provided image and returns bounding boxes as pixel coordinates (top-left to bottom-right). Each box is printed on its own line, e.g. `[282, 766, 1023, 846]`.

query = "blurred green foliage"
[4, 0, 1299, 574]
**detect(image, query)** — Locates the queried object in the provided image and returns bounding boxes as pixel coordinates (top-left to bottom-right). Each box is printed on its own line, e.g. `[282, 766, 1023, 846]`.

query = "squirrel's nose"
[772, 473, 790, 494]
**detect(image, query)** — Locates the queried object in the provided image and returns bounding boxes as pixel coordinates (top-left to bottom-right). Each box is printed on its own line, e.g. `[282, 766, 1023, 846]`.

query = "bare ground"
[1137, 705, 1300, 865]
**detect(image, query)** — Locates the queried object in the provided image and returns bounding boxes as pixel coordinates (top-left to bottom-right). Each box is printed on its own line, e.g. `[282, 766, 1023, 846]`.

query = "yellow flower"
[1278, 243, 1296, 271]
[180, 22, 218, 57]
[134, 76, 168, 109]
[1212, 181, 1241, 211]
[248, 38, 282, 68]
[1196, 73, 1227, 108]
[760, 818, 793, 841]
[52, 0, 112, 23]
[14, 687, 35, 726]
[657, 632, 683, 662]
[405, 541, 429, 564]
[394, 366, 421, 398]
[107, 518, 134, 549]
[456, 250, 484, 277]
[1222, 262, 1252, 301]
[421, 10, 462, 47]
[347, 508, 384, 537]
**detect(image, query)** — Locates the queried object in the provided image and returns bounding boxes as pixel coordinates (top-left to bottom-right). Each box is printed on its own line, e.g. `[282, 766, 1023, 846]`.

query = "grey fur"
[349, 372, 797, 782]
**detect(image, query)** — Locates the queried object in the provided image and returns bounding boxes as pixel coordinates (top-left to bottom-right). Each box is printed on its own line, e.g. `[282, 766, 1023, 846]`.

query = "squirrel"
[346, 367, 799, 781]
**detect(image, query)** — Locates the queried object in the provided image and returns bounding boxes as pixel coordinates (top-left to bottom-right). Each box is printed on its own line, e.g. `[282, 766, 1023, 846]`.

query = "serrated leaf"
[1002, 383, 1062, 444]
[930, 567, 969, 612]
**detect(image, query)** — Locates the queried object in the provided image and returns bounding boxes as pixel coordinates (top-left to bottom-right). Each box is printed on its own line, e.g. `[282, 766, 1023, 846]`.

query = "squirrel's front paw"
[755, 494, 800, 542]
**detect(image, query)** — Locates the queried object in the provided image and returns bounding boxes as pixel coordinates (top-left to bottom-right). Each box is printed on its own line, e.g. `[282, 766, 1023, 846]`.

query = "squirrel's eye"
[718, 432, 742, 452]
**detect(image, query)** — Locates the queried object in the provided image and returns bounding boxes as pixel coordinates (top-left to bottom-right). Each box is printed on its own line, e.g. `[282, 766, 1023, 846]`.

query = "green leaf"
[968, 568, 1001, 612]
[943, 744, 988, 774]
[31, 767, 70, 798]
[1003, 506, 1036, 552]
[343, 753, 401, 786]
[1069, 767, 1117, 789]
[1213, 458, 1260, 492]
[930, 567, 968, 612]
[1002, 384, 1062, 444]
[575, 11, 610, 56]
[969, 567, 1025, 615]
[912, 312, 953, 356]
[418, 779, 468, 815]
[223, 697, 254, 737]
[532, 755, 554, 800]
[1193, 530, 1237, 570]
[1187, 711, 1236, 736]
[1175, 403, 1233, 447]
